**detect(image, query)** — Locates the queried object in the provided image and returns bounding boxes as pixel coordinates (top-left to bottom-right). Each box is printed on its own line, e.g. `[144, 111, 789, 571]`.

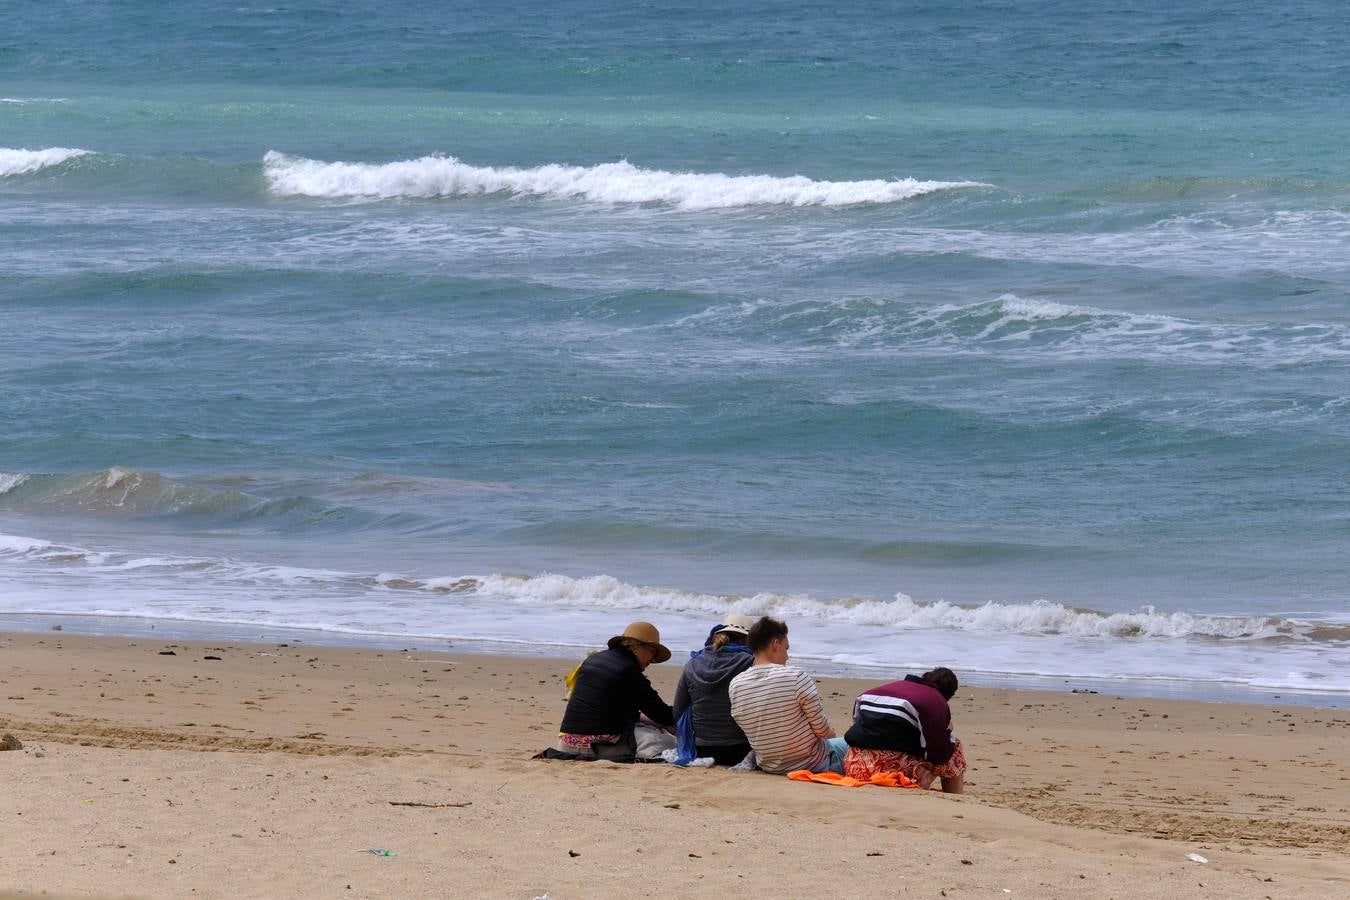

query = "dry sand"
[2, 630, 1348, 899]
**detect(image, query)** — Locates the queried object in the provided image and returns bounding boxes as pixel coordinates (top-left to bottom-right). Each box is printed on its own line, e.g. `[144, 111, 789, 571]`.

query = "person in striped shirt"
[728, 616, 847, 775]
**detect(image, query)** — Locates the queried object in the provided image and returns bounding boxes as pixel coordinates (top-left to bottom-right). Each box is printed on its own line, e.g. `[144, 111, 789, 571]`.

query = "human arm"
[921, 704, 955, 765]
[633, 670, 675, 729]
[795, 671, 836, 740]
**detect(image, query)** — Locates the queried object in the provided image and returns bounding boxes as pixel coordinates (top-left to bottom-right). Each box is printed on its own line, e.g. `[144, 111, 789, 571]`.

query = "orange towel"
[786, 769, 922, 789]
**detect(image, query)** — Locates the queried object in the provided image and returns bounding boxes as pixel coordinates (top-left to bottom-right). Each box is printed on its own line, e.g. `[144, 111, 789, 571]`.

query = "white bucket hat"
[714, 613, 756, 637]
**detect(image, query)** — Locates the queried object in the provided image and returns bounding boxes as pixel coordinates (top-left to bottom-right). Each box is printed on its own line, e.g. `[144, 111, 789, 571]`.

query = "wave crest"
[0, 146, 91, 177]
[0, 468, 366, 531]
[384, 572, 1295, 641]
[3, 536, 1339, 647]
[262, 151, 983, 209]
[498, 575, 1285, 639]
[868, 595, 1280, 639]
[0, 467, 250, 517]
[0, 473, 31, 495]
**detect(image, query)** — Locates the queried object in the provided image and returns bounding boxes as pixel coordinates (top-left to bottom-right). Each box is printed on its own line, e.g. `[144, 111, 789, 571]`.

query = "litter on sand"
[1187, 853, 1209, 864]
[362, 848, 397, 858]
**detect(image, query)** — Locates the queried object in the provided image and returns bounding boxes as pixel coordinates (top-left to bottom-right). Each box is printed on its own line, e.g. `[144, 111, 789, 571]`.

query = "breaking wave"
[0, 467, 255, 517]
[449, 573, 1309, 641]
[5, 532, 1315, 644]
[0, 147, 91, 177]
[261, 151, 985, 209]
[0, 467, 370, 530]
[0, 473, 30, 495]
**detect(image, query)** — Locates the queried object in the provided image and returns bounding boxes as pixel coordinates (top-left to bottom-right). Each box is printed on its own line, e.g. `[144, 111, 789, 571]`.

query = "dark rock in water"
[0, 733, 23, 751]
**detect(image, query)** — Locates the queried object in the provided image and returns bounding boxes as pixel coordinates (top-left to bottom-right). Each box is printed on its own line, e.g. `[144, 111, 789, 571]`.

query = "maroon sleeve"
[920, 697, 955, 765]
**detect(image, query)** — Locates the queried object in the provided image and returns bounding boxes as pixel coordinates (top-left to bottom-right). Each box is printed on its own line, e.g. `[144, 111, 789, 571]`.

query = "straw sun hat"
[607, 621, 672, 664]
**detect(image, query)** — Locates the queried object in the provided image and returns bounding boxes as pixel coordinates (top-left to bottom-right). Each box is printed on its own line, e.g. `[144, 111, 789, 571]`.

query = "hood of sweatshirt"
[683, 647, 753, 688]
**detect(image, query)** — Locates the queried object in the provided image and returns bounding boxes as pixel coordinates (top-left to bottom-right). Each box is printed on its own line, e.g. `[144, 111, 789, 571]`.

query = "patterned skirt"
[556, 732, 627, 760]
[843, 740, 967, 790]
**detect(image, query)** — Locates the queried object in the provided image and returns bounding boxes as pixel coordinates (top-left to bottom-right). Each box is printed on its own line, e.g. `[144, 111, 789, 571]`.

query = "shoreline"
[4, 610, 1348, 711]
[2, 630, 1349, 898]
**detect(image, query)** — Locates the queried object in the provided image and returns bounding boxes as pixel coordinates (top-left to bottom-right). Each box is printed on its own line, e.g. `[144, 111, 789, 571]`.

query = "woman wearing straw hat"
[672, 613, 756, 765]
[557, 621, 676, 761]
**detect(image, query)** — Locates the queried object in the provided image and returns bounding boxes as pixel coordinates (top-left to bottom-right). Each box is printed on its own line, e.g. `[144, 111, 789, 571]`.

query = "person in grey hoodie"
[672, 613, 756, 765]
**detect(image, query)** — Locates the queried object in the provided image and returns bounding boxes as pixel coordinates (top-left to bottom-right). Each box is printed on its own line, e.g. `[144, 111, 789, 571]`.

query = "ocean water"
[4, 1, 1349, 702]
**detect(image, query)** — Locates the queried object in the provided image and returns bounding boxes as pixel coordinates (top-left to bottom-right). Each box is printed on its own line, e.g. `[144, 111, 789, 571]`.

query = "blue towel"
[672, 708, 698, 766]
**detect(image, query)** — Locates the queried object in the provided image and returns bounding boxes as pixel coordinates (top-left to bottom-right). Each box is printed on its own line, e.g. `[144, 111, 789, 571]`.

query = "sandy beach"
[2, 630, 1348, 899]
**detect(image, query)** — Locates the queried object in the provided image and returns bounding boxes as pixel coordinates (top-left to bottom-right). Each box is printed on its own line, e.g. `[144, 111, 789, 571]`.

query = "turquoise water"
[3, 1, 1349, 697]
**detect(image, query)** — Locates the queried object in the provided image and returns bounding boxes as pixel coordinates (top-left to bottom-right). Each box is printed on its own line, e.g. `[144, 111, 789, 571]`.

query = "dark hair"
[922, 667, 959, 700]
[747, 616, 788, 654]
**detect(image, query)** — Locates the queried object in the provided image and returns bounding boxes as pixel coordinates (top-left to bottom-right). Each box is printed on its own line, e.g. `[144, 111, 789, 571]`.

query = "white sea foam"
[0, 147, 90, 177]
[9, 540, 1280, 642]
[0, 532, 53, 555]
[727, 292, 1350, 366]
[262, 151, 984, 209]
[459, 573, 1283, 640]
[0, 473, 30, 495]
[232, 563, 357, 585]
[5, 534, 1346, 694]
[971, 295, 1350, 364]
[991, 296, 1094, 321]
[381, 571, 1294, 642]
[0, 531, 197, 569]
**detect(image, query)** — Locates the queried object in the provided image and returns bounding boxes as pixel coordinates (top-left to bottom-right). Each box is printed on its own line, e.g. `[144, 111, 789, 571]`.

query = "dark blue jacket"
[673, 647, 754, 747]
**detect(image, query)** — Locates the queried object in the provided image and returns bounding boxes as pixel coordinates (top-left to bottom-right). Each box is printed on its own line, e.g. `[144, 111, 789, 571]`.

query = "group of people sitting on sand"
[552, 615, 965, 793]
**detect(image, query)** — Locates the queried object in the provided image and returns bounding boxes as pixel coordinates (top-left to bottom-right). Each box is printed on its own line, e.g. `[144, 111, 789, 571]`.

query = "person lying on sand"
[728, 616, 848, 775]
[842, 667, 967, 793]
[556, 621, 676, 761]
[673, 613, 756, 765]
